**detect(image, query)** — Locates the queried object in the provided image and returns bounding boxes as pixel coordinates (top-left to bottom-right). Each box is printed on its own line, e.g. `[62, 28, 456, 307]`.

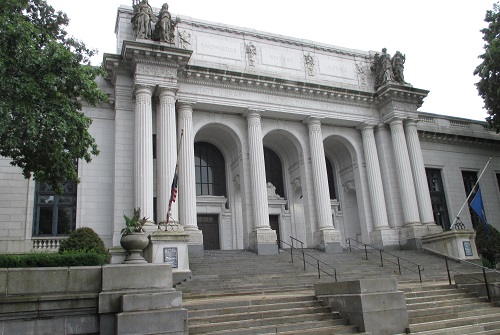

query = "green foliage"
[481, 257, 493, 269]
[0, 251, 107, 268]
[0, 0, 107, 193]
[475, 2, 500, 133]
[121, 208, 148, 236]
[58, 227, 109, 260]
[475, 223, 500, 267]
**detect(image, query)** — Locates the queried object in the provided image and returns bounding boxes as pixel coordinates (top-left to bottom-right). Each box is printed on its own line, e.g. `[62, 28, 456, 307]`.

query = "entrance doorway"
[197, 215, 220, 250]
[269, 215, 281, 248]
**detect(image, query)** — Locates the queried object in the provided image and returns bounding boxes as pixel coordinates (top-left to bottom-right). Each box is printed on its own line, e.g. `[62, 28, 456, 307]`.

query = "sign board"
[163, 247, 178, 268]
[463, 241, 473, 257]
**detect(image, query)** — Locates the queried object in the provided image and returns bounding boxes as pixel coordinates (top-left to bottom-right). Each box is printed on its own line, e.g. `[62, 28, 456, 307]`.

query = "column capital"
[157, 86, 178, 98]
[356, 123, 376, 132]
[134, 84, 154, 95]
[176, 99, 196, 110]
[303, 116, 323, 126]
[243, 109, 264, 118]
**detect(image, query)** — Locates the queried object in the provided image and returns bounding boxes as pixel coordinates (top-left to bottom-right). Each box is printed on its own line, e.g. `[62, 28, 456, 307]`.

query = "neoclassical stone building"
[1, 4, 500, 256]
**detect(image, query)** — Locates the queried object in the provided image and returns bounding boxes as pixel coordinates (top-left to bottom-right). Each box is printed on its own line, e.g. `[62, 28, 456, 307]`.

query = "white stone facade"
[1, 5, 500, 254]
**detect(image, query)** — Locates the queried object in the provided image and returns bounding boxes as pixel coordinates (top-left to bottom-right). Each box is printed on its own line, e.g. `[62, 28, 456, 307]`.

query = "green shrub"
[481, 257, 493, 269]
[59, 227, 109, 260]
[475, 223, 500, 267]
[0, 251, 107, 268]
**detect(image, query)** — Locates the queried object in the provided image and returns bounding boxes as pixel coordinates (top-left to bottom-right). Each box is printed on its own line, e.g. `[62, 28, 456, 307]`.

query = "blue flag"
[470, 190, 490, 239]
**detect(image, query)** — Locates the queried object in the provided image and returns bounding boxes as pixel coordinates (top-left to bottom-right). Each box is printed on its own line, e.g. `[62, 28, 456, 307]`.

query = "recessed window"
[194, 142, 226, 196]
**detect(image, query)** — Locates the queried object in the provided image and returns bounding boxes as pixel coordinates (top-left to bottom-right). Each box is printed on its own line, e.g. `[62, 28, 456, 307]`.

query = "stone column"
[307, 118, 341, 253]
[245, 110, 277, 255]
[389, 119, 421, 226]
[404, 119, 436, 226]
[359, 125, 390, 230]
[360, 124, 398, 247]
[177, 101, 203, 255]
[134, 85, 154, 224]
[157, 88, 178, 223]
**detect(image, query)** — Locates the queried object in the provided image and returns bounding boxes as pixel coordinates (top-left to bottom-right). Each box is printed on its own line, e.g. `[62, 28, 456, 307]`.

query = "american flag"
[166, 165, 178, 224]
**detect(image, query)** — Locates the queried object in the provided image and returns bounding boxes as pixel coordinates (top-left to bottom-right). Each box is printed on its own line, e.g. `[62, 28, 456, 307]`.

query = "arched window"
[326, 157, 337, 200]
[264, 147, 285, 198]
[194, 142, 227, 196]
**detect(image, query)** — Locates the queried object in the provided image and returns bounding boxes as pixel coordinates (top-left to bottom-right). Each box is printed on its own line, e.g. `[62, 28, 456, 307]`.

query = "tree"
[475, 2, 500, 133]
[0, 0, 107, 192]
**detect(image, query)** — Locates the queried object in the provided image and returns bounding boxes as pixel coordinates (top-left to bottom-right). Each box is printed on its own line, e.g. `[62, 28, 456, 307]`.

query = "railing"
[444, 255, 500, 302]
[279, 237, 337, 281]
[346, 238, 424, 282]
[32, 237, 63, 252]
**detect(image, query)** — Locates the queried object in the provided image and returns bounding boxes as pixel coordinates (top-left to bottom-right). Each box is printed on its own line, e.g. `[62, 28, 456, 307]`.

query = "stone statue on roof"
[131, 0, 156, 39]
[153, 3, 180, 43]
[370, 48, 407, 90]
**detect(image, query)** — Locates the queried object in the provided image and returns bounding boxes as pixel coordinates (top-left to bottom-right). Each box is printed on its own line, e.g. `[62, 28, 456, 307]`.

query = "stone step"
[188, 300, 322, 318]
[406, 296, 486, 311]
[184, 294, 314, 310]
[405, 292, 482, 304]
[404, 288, 466, 298]
[409, 307, 500, 324]
[189, 306, 334, 324]
[408, 301, 497, 319]
[401, 321, 500, 334]
[407, 313, 500, 333]
[188, 312, 344, 334]
[195, 321, 362, 335]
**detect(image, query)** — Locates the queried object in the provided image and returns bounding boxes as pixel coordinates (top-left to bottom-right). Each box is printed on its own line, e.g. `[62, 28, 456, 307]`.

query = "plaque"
[463, 241, 473, 257]
[163, 247, 178, 268]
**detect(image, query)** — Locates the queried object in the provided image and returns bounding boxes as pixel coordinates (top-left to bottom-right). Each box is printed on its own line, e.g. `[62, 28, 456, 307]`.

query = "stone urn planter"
[120, 208, 149, 264]
[120, 232, 149, 264]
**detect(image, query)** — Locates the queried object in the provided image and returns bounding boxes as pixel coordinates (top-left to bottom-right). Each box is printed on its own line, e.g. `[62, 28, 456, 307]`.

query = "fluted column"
[246, 111, 270, 229]
[405, 119, 435, 225]
[389, 119, 420, 225]
[177, 101, 197, 230]
[307, 118, 334, 230]
[134, 85, 154, 223]
[306, 118, 342, 253]
[157, 88, 177, 223]
[360, 124, 390, 230]
[245, 110, 277, 255]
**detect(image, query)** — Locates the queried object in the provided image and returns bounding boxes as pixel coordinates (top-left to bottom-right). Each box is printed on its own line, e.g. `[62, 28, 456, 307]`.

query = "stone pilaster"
[389, 119, 421, 226]
[134, 85, 154, 224]
[307, 118, 342, 253]
[404, 120, 436, 226]
[157, 88, 178, 223]
[245, 110, 277, 255]
[177, 101, 203, 255]
[359, 124, 398, 247]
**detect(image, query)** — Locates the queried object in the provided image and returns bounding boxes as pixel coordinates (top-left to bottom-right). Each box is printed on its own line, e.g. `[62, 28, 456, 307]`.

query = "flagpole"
[449, 157, 492, 230]
[166, 129, 184, 224]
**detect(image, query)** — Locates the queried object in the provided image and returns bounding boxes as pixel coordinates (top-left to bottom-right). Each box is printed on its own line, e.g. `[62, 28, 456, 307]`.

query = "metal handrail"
[444, 255, 500, 302]
[279, 237, 337, 282]
[346, 238, 424, 282]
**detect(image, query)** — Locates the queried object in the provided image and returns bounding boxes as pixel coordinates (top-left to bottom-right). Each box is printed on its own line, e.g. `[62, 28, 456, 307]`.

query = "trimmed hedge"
[475, 223, 500, 268]
[0, 251, 107, 268]
[59, 227, 109, 256]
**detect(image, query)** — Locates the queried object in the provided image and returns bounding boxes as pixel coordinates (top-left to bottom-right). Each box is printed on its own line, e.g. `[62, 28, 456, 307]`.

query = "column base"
[314, 229, 343, 253]
[249, 229, 278, 255]
[369, 228, 400, 249]
[184, 228, 204, 257]
[399, 224, 443, 250]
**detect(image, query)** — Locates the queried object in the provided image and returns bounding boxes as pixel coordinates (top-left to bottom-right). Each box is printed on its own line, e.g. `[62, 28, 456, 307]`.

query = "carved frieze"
[135, 63, 176, 78]
[179, 30, 192, 49]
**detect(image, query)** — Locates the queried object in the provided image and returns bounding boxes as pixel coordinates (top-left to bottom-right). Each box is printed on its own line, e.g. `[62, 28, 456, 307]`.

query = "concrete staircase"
[175, 249, 499, 334]
[399, 282, 500, 334]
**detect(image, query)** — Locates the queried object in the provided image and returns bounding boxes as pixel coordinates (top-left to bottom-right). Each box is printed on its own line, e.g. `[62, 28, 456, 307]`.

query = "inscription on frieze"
[197, 37, 242, 60]
[317, 56, 356, 82]
[261, 47, 302, 70]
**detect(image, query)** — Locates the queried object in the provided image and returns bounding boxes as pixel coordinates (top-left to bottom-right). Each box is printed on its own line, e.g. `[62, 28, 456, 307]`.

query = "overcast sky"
[47, 0, 494, 121]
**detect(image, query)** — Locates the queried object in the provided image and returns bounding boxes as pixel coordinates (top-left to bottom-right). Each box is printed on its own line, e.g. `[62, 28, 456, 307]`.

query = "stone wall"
[0, 264, 187, 335]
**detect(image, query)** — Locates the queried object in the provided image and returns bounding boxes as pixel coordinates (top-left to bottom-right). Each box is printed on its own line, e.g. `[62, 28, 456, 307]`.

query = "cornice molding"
[179, 65, 375, 107]
[418, 130, 500, 147]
